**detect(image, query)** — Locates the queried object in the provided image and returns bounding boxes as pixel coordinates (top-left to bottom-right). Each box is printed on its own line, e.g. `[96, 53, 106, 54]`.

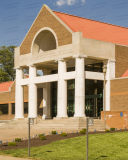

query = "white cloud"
[56, 0, 66, 6]
[81, 0, 85, 5]
[56, 0, 85, 6]
[67, 0, 76, 6]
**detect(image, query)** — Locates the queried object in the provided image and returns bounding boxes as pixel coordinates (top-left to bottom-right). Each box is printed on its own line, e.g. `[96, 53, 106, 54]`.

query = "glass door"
[67, 80, 75, 117]
[85, 94, 103, 118]
[85, 80, 103, 118]
[52, 82, 57, 118]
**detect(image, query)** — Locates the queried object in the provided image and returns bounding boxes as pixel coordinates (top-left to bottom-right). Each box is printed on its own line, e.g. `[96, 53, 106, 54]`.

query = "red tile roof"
[121, 70, 128, 78]
[0, 81, 14, 92]
[54, 11, 128, 46]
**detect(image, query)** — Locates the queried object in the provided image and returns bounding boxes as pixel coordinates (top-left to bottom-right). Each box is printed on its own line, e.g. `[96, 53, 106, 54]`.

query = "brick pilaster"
[8, 103, 12, 116]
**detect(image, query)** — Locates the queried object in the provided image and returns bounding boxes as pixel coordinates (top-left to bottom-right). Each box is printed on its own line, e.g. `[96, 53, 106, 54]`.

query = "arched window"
[32, 29, 57, 54]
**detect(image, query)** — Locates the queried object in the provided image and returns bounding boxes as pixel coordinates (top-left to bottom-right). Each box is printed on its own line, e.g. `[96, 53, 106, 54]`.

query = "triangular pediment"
[20, 5, 72, 55]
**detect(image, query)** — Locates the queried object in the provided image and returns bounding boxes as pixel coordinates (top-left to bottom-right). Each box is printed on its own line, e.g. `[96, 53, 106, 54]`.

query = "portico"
[14, 5, 115, 120]
[14, 57, 115, 119]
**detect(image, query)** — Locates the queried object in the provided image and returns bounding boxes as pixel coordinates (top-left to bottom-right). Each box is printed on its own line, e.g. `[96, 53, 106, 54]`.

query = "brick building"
[0, 5, 128, 129]
[0, 80, 43, 120]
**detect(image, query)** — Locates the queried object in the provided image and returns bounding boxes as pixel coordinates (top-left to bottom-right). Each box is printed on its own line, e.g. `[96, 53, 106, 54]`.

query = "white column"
[74, 55, 85, 117]
[28, 64, 37, 118]
[15, 67, 24, 118]
[42, 69, 51, 119]
[57, 59, 67, 117]
[42, 87, 47, 119]
[104, 59, 115, 111]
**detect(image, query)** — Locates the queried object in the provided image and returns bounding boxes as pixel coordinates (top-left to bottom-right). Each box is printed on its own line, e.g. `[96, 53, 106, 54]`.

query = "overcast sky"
[0, 0, 128, 47]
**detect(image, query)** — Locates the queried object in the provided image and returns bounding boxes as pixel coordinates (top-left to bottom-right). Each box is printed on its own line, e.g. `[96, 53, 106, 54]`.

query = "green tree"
[0, 46, 16, 82]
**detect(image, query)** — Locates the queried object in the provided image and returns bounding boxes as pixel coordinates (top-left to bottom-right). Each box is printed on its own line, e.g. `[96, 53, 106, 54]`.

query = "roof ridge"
[53, 10, 128, 30]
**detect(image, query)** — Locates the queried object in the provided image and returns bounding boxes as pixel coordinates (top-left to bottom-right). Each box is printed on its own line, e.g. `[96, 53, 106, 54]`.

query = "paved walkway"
[0, 128, 78, 143]
[0, 155, 33, 160]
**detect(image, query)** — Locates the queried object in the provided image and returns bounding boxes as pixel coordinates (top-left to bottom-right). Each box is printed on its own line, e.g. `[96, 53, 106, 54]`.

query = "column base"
[42, 115, 47, 120]
[14, 116, 24, 119]
[28, 116, 37, 118]
[57, 115, 68, 118]
[74, 114, 86, 117]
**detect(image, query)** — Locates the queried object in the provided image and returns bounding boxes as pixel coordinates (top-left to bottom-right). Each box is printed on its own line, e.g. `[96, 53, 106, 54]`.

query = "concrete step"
[0, 118, 109, 130]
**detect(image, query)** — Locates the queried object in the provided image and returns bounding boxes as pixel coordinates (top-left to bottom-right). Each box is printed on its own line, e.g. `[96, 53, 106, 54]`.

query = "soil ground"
[0, 129, 128, 151]
[0, 128, 79, 143]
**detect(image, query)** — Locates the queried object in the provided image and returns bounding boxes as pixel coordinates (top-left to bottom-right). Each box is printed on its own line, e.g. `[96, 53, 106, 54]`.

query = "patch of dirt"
[0, 129, 128, 150]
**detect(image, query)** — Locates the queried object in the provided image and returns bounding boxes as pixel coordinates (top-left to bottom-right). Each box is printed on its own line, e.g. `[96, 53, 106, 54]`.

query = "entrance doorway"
[67, 80, 75, 117]
[51, 80, 75, 118]
[85, 80, 103, 118]
[51, 79, 103, 118]
[52, 82, 57, 118]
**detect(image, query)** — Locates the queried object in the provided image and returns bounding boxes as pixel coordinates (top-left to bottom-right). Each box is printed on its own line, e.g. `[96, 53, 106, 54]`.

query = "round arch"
[31, 27, 58, 54]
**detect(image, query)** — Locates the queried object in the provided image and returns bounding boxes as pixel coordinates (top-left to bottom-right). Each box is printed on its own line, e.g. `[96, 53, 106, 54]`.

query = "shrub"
[40, 136, 46, 140]
[61, 132, 67, 136]
[52, 131, 56, 135]
[82, 128, 86, 132]
[39, 134, 44, 137]
[15, 138, 21, 142]
[79, 130, 85, 134]
[110, 128, 115, 131]
[105, 129, 110, 132]
[8, 142, 16, 146]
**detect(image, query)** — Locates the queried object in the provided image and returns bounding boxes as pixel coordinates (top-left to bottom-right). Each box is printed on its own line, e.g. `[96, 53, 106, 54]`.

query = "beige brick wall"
[0, 81, 29, 104]
[111, 45, 128, 111]
[8, 103, 12, 116]
[115, 45, 128, 78]
[20, 6, 72, 55]
[101, 111, 128, 129]
[110, 78, 128, 111]
[0, 82, 43, 118]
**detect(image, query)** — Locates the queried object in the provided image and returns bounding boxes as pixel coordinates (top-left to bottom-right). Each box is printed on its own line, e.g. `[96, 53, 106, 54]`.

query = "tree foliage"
[0, 45, 41, 83]
[0, 46, 16, 82]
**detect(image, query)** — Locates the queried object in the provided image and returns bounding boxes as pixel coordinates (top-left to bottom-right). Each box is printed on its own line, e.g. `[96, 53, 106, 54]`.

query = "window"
[11, 103, 28, 114]
[12, 103, 15, 114]
[0, 104, 8, 114]
[32, 30, 57, 54]
[24, 102, 28, 114]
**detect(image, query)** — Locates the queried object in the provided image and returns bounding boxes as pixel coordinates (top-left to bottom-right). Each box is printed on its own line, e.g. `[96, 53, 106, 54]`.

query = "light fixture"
[103, 64, 107, 73]
[103, 63, 107, 129]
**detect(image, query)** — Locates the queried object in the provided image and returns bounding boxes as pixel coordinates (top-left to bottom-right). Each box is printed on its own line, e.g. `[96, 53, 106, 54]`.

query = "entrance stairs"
[0, 117, 109, 131]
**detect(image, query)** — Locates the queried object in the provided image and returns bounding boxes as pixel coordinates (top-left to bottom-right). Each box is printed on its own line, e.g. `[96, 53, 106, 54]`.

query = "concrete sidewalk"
[0, 128, 78, 143]
[0, 155, 33, 160]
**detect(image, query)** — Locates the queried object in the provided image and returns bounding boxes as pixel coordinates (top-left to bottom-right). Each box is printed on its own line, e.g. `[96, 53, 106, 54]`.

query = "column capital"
[55, 58, 68, 63]
[109, 59, 116, 63]
[103, 59, 116, 65]
[73, 55, 88, 59]
[27, 64, 37, 68]
[14, 66, 22, 70]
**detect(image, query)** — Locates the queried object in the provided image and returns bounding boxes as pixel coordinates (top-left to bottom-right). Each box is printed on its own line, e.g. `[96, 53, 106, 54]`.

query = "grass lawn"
[0, 131, 128, 160]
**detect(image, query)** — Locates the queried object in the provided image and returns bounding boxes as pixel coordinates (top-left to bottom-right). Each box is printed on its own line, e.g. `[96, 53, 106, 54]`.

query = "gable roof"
[0, 81, 14, 92]
[121, 69, 128, 78]
[20, 5, 72, 55]
[54, 11, 128, 46]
